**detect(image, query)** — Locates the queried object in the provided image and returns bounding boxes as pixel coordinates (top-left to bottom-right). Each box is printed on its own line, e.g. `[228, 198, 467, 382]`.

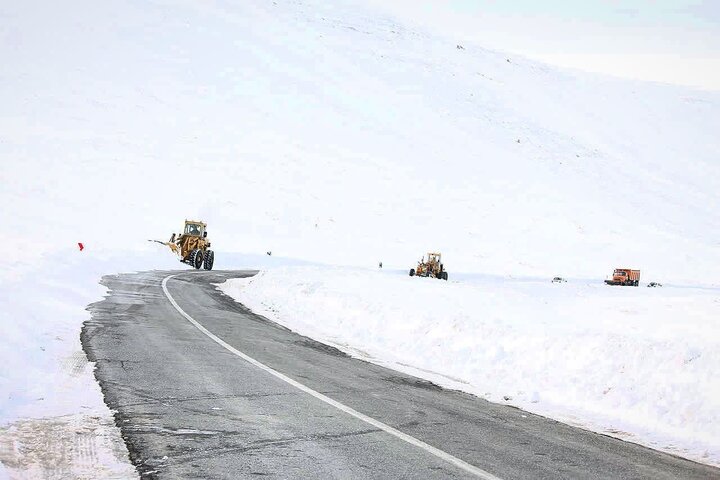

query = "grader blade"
[148, 239, 181, 255]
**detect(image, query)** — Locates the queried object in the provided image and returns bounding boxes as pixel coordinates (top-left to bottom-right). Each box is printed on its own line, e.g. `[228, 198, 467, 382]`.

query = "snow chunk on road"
[220, 266, 720, 467]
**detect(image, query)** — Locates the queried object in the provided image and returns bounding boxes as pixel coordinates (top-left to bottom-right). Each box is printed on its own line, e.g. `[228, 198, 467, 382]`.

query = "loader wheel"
[443, 272, 448, 281]
[190, 249, 204, 269]
[203, 250, 215, 270]
[409, 268, 415, 277]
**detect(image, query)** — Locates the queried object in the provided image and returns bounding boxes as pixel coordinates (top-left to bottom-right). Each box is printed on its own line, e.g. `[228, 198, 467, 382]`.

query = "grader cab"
[409, 252, 448, 280]
[153, 220, 215, 270]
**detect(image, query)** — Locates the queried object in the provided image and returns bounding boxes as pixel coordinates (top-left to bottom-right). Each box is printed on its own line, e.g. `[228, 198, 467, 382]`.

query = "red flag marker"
[78, 242, 84, 251]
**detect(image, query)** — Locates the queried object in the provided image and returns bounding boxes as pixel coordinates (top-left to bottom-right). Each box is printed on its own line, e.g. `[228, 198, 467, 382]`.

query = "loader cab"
[184, 222, 205, 238]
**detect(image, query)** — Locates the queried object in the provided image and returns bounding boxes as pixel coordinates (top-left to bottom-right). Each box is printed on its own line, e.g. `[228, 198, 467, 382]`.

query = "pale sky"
[370, 0, 720, 91]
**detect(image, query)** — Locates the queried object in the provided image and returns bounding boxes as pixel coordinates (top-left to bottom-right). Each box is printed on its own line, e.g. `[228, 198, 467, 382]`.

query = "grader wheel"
[203, 250, 215, 270]
[189, 249, 204, 269]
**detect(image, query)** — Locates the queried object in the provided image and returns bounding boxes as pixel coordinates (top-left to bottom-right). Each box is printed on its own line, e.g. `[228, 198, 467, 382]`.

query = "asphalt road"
[82, 270, 719, 480]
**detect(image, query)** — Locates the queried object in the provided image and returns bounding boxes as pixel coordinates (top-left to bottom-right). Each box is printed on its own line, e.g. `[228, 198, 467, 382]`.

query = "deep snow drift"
[2, 0, 719, 474]
[221, 267, 720, 466]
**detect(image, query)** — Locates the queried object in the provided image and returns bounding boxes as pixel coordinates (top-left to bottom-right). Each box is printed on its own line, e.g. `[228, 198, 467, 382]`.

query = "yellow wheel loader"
[151, 220, 214, 270]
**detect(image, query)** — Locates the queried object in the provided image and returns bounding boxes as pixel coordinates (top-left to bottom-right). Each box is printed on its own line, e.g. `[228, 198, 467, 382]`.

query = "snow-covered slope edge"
[220, 267, 720, 467]
[0, 250, 185, 479]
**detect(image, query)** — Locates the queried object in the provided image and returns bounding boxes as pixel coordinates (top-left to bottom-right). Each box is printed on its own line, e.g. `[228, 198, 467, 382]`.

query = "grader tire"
[190, 249, 204, 269]
[409, 268, 415, 277]
[443, 272, 448, 281]
[203, 250, 215, 270]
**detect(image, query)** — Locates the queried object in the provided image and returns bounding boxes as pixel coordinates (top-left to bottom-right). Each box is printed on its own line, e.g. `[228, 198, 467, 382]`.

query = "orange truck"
[605, 268, 640, 286]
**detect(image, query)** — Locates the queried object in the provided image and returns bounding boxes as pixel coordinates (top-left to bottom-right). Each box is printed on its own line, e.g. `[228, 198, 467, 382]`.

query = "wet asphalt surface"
[82, 270, 720, 479]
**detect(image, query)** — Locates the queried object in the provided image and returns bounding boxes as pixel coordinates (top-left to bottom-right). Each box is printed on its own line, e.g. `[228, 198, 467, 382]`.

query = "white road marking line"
[161, 274, 502, 480]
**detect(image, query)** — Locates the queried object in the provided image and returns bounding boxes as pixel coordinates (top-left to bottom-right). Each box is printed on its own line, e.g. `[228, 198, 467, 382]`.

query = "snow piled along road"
[0, 249, 182, 479]
[220, 267, 720, 466]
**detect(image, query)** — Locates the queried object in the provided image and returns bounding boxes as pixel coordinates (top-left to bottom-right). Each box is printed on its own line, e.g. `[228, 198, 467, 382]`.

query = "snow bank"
[1, 248, 174, 420]
[220, 267, 720, 466]
[0, 247, 186, 478]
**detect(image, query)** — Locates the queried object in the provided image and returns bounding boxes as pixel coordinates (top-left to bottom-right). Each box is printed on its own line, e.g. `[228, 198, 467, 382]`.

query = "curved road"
[82, 270, 719, 479]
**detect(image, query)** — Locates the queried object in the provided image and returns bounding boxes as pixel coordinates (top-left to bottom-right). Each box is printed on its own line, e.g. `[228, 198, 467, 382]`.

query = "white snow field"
[221, 267, 720, 466]
[1, 0, 719, 475]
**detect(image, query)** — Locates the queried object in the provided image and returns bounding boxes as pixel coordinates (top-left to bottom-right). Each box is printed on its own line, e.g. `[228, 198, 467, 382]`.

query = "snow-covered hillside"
[2, 0, 719, 283]
[1, 0, 719, 474]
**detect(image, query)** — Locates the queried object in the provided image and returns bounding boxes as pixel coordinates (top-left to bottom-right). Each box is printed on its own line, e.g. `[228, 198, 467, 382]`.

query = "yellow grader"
[409, 252, 448, 280]
[152, 220, 215, 270]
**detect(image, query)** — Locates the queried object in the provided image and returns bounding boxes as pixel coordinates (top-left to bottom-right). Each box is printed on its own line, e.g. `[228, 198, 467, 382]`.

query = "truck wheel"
[203, 250, 214, 270]
[190, 249, 203, 269]
[409, 268, 415, 276]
